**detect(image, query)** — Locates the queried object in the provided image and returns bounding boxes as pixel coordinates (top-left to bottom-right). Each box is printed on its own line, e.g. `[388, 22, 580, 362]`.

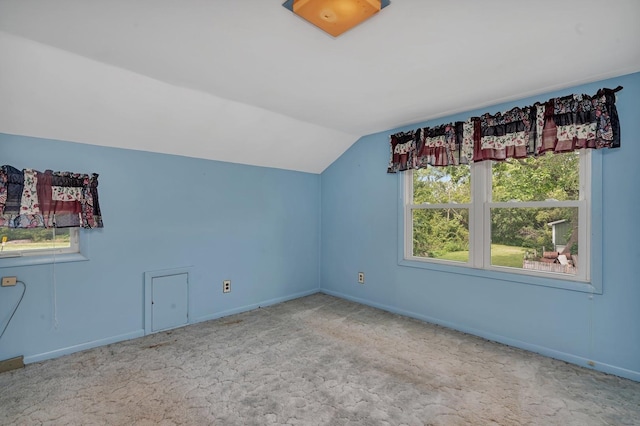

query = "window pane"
[490, 207, 578, 274]
[492, 152, 579, 202]
[1, 228, 72, 253]
[413, 165, 471, 204]
[413, 208, 469, 262]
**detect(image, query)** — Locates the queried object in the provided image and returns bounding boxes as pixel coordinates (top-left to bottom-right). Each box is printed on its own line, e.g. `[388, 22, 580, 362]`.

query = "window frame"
[0, 227, 89, 268]
[399, 150, 603, 294]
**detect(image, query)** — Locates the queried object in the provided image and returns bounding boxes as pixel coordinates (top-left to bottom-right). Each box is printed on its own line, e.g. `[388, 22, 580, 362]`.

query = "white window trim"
[399, 150, 603, 294]
[0, 228, 80, 258]
[0, 228, 89, 268]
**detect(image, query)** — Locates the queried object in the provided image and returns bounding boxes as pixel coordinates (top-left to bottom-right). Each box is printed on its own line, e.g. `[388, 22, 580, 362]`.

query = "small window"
[0, 227, 79, 258]
[405, 151, 591, 282]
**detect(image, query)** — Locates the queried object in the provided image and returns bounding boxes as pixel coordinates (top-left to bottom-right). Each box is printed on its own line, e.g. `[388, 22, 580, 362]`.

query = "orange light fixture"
[283, 0, 390, 37]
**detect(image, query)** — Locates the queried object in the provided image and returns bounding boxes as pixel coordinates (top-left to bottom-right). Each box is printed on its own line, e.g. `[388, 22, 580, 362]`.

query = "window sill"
[0, 252, 89, 268]
[399, 257, 601, 295]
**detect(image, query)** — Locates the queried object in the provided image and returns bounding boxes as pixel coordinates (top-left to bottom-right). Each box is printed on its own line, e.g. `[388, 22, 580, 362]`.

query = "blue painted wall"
[0, 135, 320, 362]
[320, 72, 640, 381]
[1, 73, 639, 382]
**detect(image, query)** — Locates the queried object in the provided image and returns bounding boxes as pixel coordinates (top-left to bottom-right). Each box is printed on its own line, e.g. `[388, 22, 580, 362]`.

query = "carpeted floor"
[1, 293, 639, 425]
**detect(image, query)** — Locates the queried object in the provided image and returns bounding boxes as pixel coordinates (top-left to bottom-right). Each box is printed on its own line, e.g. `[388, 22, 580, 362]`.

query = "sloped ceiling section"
[1, 0, 640, 173]
[0, 32, 358, 173]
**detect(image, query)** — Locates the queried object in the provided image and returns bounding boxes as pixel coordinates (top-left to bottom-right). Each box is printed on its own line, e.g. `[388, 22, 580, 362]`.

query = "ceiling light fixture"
[283, 0, 391, 37]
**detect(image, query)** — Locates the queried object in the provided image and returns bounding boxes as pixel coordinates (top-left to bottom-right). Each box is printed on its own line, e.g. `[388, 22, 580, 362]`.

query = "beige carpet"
[1, 293, 639, 425]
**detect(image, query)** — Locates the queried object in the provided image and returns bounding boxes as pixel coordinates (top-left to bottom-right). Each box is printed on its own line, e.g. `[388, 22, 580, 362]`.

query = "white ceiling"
[1, 0, 639, 173]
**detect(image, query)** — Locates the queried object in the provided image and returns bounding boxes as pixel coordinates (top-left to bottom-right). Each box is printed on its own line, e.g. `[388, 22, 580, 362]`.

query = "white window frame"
[0, 227, 88, 268]
[0, 227, 80, 258]
[404, 167, 473, 266]
[400, 150, 602, 293]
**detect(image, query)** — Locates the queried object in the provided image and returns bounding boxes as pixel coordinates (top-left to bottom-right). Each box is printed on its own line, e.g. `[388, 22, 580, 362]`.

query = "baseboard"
[192, 288, 320, 324]
[320, 289, 640, 383]
[21, 290, 321, 366]
[23, 330, 145, 365]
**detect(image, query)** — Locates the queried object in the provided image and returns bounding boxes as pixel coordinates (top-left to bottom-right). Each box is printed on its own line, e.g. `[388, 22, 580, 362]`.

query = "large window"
[405, 151, 590, 282]
[0, 227, 79, 258]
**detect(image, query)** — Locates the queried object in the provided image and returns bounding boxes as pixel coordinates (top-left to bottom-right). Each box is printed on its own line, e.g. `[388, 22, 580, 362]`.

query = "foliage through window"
[406, 151, 589, 280]
[411, 165, 471, 261]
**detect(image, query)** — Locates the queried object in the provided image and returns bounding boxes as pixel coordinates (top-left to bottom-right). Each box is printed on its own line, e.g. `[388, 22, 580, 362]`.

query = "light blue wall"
[2, 74, 639, 382]
[320, 72, 640, 381]
[0, 135, 320, 362]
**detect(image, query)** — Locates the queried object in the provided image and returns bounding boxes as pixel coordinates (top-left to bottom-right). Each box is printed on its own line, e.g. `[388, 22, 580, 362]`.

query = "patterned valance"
[388, 86, 622, 173]
[0, 166, 103, 229]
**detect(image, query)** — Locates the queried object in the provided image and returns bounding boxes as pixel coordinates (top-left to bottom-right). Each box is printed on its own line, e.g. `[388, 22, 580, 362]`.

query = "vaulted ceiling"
[1, 0, 639, 173]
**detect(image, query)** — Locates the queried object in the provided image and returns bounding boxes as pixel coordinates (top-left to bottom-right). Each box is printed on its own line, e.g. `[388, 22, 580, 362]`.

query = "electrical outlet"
[2, 276, 17, 287]
[223, 280, 231, 293]
[358, 272, 365, 284]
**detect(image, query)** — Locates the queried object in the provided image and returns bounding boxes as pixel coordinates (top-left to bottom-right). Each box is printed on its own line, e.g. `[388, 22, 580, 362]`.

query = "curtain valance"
[0, 166, 103, 229]
[388, 86, 622, 173]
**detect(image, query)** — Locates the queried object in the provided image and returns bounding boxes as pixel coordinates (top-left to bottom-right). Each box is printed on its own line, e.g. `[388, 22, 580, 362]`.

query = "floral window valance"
[0, 166, 103, 229]
[387, 86, 622, 173]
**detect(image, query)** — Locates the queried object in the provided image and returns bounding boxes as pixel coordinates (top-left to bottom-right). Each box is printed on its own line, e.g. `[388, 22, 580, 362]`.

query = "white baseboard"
[22, 289, 321, 365]
[320, 289, 640, 383]
[24, 330, 145, 364]
[192, 288, 320, 324]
